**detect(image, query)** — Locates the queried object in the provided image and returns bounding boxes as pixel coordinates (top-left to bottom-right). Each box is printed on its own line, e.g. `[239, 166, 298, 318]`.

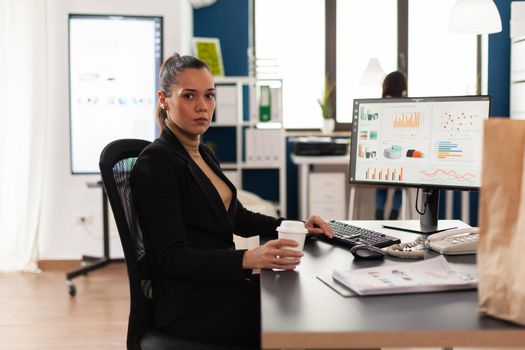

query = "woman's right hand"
[242, 239, 303, 270]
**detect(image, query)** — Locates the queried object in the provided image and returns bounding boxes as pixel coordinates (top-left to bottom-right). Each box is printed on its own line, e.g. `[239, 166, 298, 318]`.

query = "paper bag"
[478, 119, 525, 325]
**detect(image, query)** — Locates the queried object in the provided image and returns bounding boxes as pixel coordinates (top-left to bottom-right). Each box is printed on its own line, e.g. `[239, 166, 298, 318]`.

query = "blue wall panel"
[489, 0, 512, 117]
[194, 0, 249, 76]
[201, 127, 237, 163]
[242, 169, 280, 202]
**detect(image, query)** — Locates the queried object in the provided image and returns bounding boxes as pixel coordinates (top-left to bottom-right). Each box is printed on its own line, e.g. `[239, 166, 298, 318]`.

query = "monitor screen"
[349, 96, 491, 191]
[69, 14, 162, 174]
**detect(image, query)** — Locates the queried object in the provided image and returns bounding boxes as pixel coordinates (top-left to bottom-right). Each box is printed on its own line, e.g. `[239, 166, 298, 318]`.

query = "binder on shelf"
[270, 87, 282, 122]
[267, 129, 282, 166]
[215, 84, 238, 124]
[254, 129, 263, 164]
[244, 128, 281, 166]
[259, 85, 271, 122]
[269, 131, 278, 164]
[245, 128, 255, 163]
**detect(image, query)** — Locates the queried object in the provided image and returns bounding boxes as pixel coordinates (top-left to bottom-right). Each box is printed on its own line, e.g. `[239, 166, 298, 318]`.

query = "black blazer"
[131, 128, 280, 327]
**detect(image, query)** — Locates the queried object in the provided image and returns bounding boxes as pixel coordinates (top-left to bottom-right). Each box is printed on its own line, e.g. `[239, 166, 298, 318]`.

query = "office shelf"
[240, 163, 281, 169]
[204, 77, 286, 216]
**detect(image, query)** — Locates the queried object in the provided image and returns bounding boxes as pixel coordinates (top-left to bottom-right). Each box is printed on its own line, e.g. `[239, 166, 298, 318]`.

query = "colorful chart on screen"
[349, 96, 490, 189]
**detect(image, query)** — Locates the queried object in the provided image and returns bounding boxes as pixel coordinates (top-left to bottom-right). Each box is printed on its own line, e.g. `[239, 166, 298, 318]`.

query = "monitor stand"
[382, 188, 458, 234]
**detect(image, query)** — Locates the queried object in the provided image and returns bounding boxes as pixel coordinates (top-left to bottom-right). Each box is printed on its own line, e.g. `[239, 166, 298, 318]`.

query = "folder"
[215, 85, 237, 124]
[259, 85, 271, 122]
[270, 87, 282, 122]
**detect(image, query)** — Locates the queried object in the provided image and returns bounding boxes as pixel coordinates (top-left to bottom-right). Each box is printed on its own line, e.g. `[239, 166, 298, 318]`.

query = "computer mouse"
[350, 245, 386, 260]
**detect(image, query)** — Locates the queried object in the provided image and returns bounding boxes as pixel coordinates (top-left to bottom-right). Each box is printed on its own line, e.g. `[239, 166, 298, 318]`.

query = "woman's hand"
[305, 215, 334, 238]
[242, 239, 303, 270]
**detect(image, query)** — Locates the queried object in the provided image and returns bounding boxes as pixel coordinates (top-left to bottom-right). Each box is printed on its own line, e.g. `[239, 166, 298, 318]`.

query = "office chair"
[99, 139, 257, 350]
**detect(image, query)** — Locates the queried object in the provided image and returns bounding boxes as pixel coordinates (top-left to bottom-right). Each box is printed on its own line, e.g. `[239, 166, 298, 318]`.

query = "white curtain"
[0, 0, 49, 272]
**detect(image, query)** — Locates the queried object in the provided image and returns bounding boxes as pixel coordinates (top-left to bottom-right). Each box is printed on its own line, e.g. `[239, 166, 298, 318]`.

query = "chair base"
[65, 256, 125, 296]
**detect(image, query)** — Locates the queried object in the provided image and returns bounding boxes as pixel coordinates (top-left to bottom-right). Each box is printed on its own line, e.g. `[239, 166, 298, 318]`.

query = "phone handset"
[426, 227, 480, 255]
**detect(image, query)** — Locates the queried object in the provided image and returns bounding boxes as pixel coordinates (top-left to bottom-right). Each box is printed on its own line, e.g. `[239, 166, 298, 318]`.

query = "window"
[408, 0, 477, 96]
[336, 0, 397, 123]
[255, 0, 325, 129]
[255, 0, 480, 127]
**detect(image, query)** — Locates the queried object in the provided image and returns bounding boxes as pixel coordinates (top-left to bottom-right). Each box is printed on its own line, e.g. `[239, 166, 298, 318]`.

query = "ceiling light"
[360, 58, 386, 87]
[448, 0, 502, 34]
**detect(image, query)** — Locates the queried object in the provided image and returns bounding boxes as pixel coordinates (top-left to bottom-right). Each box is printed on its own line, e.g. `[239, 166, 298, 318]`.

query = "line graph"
[419, 168, 476, 183]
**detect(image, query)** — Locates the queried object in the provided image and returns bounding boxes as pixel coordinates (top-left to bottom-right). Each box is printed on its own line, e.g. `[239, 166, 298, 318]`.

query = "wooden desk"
[260, 220, 525, 349]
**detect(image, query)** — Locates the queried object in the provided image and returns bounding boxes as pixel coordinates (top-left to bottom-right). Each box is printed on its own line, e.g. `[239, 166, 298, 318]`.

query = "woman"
[375, 70, 407, 220]
[131, 53, 333, 347]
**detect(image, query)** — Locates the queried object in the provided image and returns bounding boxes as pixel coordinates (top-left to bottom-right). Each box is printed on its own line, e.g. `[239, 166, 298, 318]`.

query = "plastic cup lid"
[276, 220, 308, 234]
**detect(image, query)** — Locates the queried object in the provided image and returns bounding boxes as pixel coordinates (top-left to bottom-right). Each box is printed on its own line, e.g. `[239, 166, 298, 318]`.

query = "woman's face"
[160, 68, 215, 136]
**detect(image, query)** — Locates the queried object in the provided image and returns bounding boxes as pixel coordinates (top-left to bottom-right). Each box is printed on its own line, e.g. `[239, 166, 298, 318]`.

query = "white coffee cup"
[276, 220, 308, 251]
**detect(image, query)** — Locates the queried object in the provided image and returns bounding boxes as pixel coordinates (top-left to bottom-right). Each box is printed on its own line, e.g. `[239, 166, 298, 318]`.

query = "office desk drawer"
[308, 173, 346, 219]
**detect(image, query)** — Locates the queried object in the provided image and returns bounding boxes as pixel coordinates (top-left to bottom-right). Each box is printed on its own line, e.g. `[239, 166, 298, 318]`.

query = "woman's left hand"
[304, 215, 334, 238]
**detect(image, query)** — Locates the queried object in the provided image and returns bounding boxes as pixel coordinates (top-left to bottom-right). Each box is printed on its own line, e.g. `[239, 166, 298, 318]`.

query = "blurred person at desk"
[375, 71, 407, 220]
[131, 53, 334, 347]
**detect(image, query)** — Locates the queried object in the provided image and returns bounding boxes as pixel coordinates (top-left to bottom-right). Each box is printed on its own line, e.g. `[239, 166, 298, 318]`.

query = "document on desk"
[331, 256, 477, 296]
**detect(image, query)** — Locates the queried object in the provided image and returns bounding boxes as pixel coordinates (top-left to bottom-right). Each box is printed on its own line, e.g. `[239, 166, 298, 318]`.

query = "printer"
[293, 137, 349, 156]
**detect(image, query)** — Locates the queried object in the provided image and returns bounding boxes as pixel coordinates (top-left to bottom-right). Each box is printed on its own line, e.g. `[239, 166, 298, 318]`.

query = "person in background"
[375, 70, 407, 220]
[131, 53, 334, 347]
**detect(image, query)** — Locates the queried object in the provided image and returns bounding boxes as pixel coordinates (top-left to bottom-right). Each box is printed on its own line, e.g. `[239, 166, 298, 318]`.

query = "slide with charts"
[69, 15, 161, 173]
[353, 99, 489, 188]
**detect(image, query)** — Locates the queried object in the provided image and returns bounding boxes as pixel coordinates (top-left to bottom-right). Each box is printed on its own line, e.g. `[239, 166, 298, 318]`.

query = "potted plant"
[317, 78, 335, 134]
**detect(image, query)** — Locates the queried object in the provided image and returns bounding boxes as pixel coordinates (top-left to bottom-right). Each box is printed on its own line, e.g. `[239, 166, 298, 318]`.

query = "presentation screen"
[69, 14, 162, 174]
[349, 96, 491, 190]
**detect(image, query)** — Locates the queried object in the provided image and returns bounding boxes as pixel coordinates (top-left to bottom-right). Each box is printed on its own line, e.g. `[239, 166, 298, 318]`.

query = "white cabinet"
[308, 172, 346, 220]
[209, 77, 286, 216]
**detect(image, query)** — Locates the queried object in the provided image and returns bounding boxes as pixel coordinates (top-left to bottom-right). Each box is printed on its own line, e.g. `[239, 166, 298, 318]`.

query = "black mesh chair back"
[100, 139, 257, 350]
[99, 139, 153, 350]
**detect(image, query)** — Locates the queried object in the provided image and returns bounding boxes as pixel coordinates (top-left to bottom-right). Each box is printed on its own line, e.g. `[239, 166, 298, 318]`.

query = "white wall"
[39, 0, 192, 259]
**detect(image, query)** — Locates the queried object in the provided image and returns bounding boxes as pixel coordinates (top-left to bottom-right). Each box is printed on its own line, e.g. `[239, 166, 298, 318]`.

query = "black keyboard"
[319, 220, 401, 248]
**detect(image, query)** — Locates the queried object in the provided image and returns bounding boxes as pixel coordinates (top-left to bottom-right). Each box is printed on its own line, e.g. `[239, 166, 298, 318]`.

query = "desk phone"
[426, 227, 479, 255]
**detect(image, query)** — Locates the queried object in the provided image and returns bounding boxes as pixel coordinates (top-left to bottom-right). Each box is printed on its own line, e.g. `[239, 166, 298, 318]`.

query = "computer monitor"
[349, 95, 491, 233]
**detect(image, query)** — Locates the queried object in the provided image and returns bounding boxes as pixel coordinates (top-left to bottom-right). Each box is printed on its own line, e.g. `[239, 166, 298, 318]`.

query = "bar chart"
[365, 166, 404, 181]
[393, 112, 420, 128]
[436, 140, 463, 159]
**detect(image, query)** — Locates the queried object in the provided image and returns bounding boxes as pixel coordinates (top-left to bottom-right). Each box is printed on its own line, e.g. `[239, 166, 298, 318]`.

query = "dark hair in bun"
[156, 53, 210, 130]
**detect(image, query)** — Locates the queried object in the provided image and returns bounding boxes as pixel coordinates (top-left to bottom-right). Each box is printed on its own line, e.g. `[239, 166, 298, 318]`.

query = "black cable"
[415, 188, 431, 215]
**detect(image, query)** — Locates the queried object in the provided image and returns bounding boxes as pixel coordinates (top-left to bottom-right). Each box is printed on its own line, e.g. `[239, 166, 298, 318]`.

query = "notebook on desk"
[316, 274, 358, 297]
[317, 256, 477, 297]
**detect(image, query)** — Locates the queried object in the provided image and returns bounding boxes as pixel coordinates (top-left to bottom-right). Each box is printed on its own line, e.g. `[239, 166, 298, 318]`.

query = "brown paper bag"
[478, 118, 525, 325]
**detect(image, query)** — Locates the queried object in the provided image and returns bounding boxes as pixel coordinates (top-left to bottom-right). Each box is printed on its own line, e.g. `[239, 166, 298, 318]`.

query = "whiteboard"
[69, 14, 162, 173]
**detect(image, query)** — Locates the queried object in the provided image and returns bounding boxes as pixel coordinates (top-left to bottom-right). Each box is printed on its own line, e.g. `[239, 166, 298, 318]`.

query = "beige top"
[166, 119, 232, 211]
